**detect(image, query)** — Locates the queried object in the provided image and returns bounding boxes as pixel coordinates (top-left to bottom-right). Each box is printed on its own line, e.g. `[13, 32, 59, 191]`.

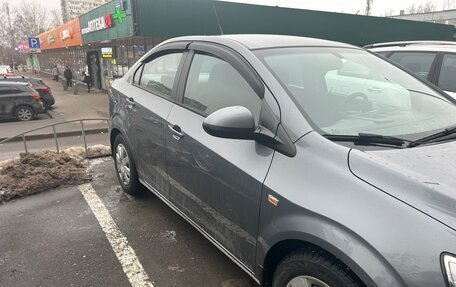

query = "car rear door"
[164, 43, 277, 272]
[128, 43, 187, 198]
[0, 86, 16, 116]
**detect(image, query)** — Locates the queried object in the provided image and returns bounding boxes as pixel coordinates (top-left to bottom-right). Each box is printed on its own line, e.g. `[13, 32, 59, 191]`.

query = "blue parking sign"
[28, 37, 41, 54]
[28, 37, 40, 49]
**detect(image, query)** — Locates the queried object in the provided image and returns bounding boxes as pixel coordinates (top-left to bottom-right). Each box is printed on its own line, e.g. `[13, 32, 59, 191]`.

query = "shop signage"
[82, 14, 113, 35]
[112, 7, 126, 24]
[47, 34, 55, 44]
[60, 29, 71, 41]
[101, 47, 113, 58]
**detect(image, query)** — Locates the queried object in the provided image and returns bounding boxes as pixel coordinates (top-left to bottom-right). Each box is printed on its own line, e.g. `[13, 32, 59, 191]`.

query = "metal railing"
[0, 118, 111, 158]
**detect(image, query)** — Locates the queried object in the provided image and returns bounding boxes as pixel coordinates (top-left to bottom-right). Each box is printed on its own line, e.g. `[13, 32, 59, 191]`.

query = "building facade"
[61, 0, 110, 22]
[392, 10, 456, 26]
[34, 18, 85, 81]
[34, 0, 456, 91]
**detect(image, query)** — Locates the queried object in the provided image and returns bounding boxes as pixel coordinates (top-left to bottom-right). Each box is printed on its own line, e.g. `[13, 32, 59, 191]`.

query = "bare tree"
[13, 0, 52, 40]
[383, 8, 395, 17]
[443, 0, 456, 10]
[48, 8, 63, 29]
[405, 1, 436, 14]
[0, 2, 16, 64]
[406, 3, 417, 14]
[0, 0, 58, 64]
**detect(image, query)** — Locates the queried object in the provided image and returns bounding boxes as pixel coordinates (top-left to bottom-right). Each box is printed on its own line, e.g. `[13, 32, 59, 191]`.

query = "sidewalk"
[0, 71, 110, 142]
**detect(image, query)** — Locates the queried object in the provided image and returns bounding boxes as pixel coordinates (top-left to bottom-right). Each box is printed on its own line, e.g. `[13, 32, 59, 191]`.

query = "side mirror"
[203, 106, 255, 139]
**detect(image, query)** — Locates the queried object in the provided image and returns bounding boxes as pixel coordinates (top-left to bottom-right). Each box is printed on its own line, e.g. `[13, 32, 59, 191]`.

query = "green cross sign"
[112, 7, 126, 24]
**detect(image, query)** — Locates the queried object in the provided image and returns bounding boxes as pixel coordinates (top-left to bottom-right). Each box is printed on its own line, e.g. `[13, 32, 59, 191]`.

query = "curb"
[0, 128, 109, 143]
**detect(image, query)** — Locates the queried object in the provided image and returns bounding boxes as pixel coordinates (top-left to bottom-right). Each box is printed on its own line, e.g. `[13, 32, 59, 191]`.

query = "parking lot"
[0, 158, 253, 287]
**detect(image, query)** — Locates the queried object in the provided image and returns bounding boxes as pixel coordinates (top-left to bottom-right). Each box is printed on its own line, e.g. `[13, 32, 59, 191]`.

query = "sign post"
[28, 37, 41, 75]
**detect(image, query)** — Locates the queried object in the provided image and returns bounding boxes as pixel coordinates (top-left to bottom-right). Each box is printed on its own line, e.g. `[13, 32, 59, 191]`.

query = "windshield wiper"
[324, 133, 414, 148]
[408, 125, 456, 147]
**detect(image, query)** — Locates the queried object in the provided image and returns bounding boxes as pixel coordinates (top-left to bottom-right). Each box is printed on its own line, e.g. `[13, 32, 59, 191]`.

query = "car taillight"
[31, 93, 40, 100]
[38, 87, 50, 93]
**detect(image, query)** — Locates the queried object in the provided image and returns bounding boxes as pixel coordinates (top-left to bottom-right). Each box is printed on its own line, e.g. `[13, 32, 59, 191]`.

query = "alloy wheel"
[286, 276, 330, 287]
[116, 143, 131, 186]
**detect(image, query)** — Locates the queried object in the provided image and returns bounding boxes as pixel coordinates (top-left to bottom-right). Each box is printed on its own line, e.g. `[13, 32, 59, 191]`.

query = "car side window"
[375, 51, 390, 57]
[438, 53, 456, 93]
[389, 52, 437, 79]
[132, 64, 143, 85]
[183, 53, 262, 122]
[139, 52, 183, 98]
[0, 87, 11, 95]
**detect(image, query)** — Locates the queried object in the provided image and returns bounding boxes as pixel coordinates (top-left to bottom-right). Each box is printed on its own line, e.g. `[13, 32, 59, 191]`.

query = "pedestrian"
[64, 66, 73, 88]
[82, 71, 92, 93]
[52, 66, 60, 81]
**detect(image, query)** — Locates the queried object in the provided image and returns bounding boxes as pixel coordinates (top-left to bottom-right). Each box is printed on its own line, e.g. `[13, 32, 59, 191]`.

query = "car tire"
[40, 99, 49, 110]
[272, 248, 363, 287]
[15, 106, 34, 121]
[113, 134, 142, 196]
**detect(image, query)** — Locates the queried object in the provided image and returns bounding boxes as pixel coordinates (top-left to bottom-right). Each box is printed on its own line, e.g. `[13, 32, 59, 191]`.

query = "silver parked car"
[367, 41, 456, 100]
[109, 35, 456, 287]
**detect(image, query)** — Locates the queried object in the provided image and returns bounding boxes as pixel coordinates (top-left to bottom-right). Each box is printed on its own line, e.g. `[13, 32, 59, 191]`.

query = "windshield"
[257, 47, 456, 139]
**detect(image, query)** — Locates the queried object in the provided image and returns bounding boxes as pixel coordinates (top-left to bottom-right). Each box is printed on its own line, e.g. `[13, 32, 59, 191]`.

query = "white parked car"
[366, 41, 456, 100]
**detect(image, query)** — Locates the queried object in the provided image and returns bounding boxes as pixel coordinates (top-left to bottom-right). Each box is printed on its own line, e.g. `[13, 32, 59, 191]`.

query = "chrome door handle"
[168, 124, 184, 140]
[367, 87, 382, 93]
[126, 97, 135, 106]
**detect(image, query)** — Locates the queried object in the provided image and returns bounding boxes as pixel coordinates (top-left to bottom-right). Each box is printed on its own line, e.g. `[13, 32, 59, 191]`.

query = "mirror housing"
[203, 106, 255, 139]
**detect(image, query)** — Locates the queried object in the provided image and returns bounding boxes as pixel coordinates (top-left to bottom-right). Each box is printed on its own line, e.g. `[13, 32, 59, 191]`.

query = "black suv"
[0, 82, 45, 121]
[0, 76, 55, 108]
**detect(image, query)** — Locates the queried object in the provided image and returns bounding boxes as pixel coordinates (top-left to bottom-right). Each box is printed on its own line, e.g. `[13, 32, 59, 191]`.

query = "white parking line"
[79, 183, 154, 287]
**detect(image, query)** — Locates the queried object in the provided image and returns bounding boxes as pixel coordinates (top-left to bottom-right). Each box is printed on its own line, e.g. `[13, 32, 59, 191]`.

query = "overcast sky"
[2, 0, 453, 17]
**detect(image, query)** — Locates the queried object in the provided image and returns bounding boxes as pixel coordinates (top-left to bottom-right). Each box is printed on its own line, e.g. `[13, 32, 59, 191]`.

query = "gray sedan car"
[109, 35, 456, 287]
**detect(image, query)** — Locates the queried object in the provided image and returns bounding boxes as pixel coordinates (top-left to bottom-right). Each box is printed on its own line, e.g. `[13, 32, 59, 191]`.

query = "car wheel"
[113, 135, 141, 196]
[15, 106, 34, 121]
[40, 99, 49, 110]
[272, 248, 363, 287]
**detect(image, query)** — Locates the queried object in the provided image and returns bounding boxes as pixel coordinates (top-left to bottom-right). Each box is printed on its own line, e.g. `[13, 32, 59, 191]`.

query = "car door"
[434, 53, 456, 100]
[0, 86, 15, 116]
[128, 45, 187, 197]
[164, 43, 276, 271]
[388, 51, 438, 81]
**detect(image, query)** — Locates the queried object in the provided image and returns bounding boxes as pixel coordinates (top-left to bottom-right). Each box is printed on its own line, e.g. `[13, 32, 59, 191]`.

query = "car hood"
[348, 141, 456, 231]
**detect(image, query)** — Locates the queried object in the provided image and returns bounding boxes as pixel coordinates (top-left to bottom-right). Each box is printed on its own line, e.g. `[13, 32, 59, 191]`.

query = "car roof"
[164, 34, 358, 50]
[1, 76, 36, 80]
[0, 81, 29, 86]
[366, 41, 456, 53]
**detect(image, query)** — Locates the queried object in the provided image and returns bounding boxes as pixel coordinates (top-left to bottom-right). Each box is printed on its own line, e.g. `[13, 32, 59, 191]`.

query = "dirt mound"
[64, 144, 111, 158]
[0, 151, 92, 203]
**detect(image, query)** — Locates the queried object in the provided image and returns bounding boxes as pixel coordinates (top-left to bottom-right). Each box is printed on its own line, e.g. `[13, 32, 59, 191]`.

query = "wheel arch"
[257, 214, 406, 287]
[261, 239, 371, 287]
[110, 127, 122, 157]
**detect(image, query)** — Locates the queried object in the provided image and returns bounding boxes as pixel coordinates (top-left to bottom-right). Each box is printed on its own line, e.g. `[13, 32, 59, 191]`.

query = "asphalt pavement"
[0, 158, 254, 287]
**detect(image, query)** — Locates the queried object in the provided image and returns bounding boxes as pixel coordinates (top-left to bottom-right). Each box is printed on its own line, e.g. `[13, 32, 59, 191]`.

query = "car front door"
[129, 45, 187, 197]
[164, 43, 277, 272]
